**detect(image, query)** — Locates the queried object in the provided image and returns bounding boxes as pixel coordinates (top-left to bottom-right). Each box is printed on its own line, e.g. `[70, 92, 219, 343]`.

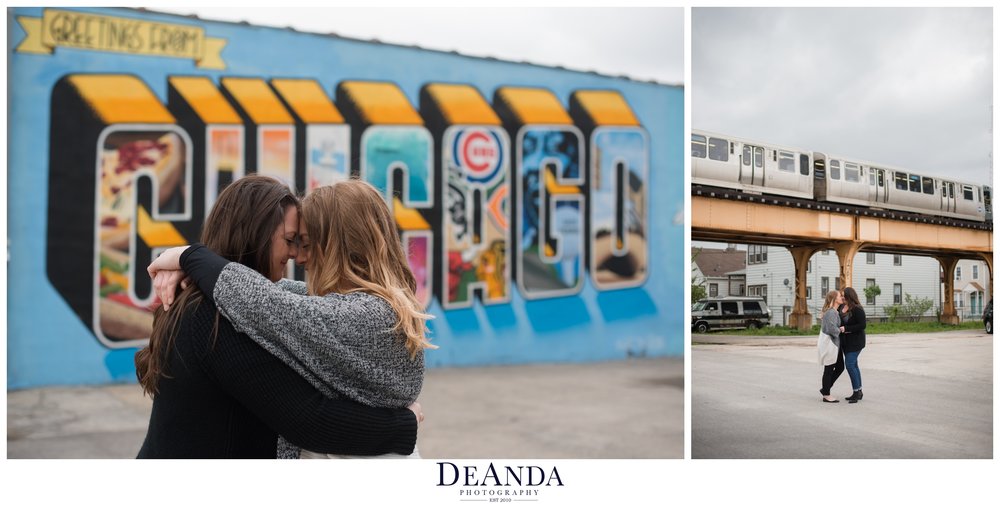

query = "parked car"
[984, 299, 993, 334]
[691, 296, 771, 333]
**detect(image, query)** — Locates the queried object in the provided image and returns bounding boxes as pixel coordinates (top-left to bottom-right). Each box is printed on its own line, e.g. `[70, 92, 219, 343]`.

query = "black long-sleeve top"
[136, 294, 417, 458]
[840, 305, 867, 353]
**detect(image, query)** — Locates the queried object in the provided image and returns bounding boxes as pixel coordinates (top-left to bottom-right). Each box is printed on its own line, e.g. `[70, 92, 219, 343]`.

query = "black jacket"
[839, 305, 867, 353]
[137, 297, 416, 458]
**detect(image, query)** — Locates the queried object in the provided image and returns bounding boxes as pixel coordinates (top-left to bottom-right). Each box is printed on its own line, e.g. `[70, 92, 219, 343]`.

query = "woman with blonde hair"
[148, 178, 435, 458]
[818, 289, 845, 403]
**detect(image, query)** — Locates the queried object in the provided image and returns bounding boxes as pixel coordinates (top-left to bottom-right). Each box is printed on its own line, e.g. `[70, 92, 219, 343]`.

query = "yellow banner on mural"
[16, 9, 226, 70]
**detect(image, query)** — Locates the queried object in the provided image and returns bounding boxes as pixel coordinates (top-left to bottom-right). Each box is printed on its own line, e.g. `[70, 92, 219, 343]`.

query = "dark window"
[806, 286, 812, 299]
[778, 151, 795, 172]
[799, 154, 809, 175]
[708, 137, 729, 161]
[893, 255, 902, 266]
[963, 186, 974, 201]
[835, 278, 841, 290]
[742, 145, 751, 166]
[867, 252, 875, 264]
[709, 283, 718, 297]
[821, 277, 829, 295]
[721, 302, 739, 315]
[893, 283, 902, 305]
[754, 148, 764, 168]
[807, 260, 812, 273]
[743, 301, 762, 315]
[866, 278, 876, 305]
[705, 302, 718, 311]
[691, 134, 707, 158]
[830, 160, 841, 180]
[922, 177, 934, 195]
[877, 170, 884, 187]
[909, 175, 921, 193]
[822, 249, 830, 255]
[895, 172, 908, 191]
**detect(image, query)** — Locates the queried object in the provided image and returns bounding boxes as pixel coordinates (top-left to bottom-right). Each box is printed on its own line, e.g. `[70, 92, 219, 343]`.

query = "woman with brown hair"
[148, 178, 435, 458]
[818, 290, 845, 403]
[839, 286, 867, 403]
[135, 175, 420, 458]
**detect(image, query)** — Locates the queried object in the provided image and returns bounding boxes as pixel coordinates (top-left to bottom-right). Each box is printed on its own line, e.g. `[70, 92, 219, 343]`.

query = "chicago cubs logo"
[454, 128, 503, 185]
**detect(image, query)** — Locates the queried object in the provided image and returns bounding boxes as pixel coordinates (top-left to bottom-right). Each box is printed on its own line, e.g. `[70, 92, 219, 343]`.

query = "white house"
[692, 246, 747, 300]
[741, 246, 990, 325]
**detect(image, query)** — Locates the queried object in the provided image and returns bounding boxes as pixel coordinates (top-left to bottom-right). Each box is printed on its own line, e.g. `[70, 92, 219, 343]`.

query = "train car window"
[962, 185, 974, 201]
[691, 134, 707, 158]
[922, 177, 934, 195]
[877, 170, 884, 187]
[908, 175, 921, 193]
[845, 163, 860, 182]
[708, 137, 728, 161]
[895, 172, 908, 190]
[743, 145, 751, 166]
[869, 172, 876, 185]
[799, 154, 809, 175]
[830, 159, 841, 180]
[754, 148, 764, 168]
[778, 151, 794, 172]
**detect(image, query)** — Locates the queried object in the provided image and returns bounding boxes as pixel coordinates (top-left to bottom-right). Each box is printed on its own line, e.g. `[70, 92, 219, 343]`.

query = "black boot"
[847, 389, 863, 403]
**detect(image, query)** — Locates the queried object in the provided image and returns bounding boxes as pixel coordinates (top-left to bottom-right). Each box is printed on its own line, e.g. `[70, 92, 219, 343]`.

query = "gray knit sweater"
[180, 245, 424, 457]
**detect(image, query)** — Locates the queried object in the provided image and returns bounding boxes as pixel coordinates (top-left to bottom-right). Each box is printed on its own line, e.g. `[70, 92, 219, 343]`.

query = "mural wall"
[7, 7, 684, 388]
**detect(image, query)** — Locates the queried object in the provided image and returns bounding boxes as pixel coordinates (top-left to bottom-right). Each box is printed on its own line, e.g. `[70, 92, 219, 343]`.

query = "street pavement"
[7, 357, 683, 459]
[692, 329, 993, 458]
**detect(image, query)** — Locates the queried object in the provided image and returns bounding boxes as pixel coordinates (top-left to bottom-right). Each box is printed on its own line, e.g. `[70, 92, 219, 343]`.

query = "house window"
[748, 245, 768, 265]
[866, 278, 876, 305]
[807, 260, 812, 273]
[709, 283, 718, 297]
[821, 277, 829, 296]
[866, 252, 875, 264]
[956, 267, 962, 280]
[893, 255, 902, 266]
[806, 286, 812, 299]
[835, 278, 841, 290]
[822, 250, 830, 255]
[893, 283, 902, 305]
[973, 265, 979, 279]
[748, 284, 768, 304]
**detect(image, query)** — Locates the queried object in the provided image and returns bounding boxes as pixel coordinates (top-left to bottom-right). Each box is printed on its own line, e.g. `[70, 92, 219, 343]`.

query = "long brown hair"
[843, 287, 862, 312]
[135, 175, 298, 396]
[301, 179, 436, 358]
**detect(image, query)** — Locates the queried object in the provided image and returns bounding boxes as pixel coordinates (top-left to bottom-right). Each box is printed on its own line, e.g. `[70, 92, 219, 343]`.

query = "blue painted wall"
[7, 7, 684, 388]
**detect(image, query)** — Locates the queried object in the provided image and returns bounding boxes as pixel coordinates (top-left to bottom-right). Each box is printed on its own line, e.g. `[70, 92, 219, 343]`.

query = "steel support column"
[831, 241, 865, 291]
[936, 256, 960, 325]
[979, 252, 993, 301]
[787, 245, 820, 331]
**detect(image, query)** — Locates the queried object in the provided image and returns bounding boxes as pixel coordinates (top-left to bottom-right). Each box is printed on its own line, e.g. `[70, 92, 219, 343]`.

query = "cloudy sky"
[693, 7, 992, 185]
[154, 7, 684, 84]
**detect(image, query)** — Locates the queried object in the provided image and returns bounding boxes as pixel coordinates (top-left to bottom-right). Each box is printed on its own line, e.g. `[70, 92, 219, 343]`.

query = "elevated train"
[692, 129, 992, 223]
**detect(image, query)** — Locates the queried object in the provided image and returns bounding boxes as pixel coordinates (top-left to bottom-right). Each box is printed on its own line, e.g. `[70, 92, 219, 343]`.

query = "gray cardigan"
[820, 308, 842, 348]
[211, 263, 424, 409]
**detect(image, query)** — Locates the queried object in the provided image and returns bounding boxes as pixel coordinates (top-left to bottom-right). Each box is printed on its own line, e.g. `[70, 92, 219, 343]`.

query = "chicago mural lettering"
[46, 74, 649, 348]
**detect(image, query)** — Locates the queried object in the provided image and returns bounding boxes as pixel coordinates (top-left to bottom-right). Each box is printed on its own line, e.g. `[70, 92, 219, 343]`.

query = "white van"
[691, 297, 771, 333]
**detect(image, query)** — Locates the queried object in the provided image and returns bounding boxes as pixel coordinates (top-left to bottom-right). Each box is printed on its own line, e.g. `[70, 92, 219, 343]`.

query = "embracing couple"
[817, 287, 866, 404]
[135, 175, 436, 458]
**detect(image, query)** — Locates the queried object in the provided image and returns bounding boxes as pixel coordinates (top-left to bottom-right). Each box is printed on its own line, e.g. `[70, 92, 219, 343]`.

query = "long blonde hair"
[301, 179, 435, 358]
[821, 290, 841, 314]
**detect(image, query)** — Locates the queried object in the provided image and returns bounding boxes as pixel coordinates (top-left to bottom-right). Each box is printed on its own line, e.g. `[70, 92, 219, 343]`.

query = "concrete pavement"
[8, 357, 683, 459]
[692, 329, 992, 458]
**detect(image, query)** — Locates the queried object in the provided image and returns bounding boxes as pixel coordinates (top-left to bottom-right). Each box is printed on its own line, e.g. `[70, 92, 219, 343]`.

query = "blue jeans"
[844, 350, 862, 390]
